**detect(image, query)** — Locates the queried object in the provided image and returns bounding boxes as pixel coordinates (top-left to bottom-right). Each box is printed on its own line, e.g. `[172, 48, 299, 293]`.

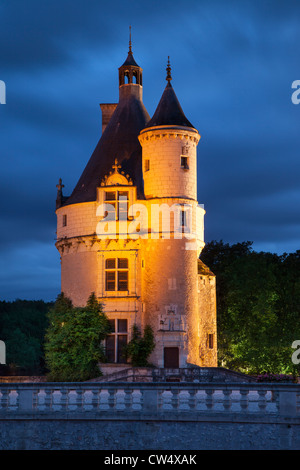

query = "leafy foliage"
[200, 241, 300, 375]
[0, 299, 51, 373]
[124, 324, 155, 367]
[44, 292, 111, 381]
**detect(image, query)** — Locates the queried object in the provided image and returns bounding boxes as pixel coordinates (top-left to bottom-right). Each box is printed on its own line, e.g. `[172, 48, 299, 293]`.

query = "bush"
[44, 292, 111, 381]
[124, 324, 155, 367]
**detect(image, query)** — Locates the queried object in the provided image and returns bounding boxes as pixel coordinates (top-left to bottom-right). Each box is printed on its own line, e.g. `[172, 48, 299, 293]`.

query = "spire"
[166, 56, 172, 84]
[144, 59, 194, 129]
[129, 25, 132, 54]
[119, 27, 142, 88]
[120, 26, 140, 68]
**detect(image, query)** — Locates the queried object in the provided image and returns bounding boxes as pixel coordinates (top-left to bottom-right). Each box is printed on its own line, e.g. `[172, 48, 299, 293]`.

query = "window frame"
[104, 190, 129, 221]
[105, 319, 128, 363]
[105, 257, 129, 292]
[180, 156, 189, 170]
[208, 334, 214, 349]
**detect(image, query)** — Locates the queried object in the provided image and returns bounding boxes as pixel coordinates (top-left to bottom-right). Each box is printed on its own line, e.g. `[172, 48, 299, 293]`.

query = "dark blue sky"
[0, 0, 299, 301]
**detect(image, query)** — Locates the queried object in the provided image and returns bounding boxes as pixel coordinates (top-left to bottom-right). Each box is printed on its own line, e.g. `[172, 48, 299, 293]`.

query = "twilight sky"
[0, 0, 299, 301]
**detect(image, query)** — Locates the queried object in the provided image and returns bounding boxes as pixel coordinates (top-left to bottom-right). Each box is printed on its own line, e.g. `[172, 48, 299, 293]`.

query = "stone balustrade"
[1, 382, 300, 449]
[0, 382, 299, 418]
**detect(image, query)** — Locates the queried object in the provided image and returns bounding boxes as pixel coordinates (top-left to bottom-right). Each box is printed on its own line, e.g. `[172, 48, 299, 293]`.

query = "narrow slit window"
[145, 159, 150, 172]
[181, 209, 186, 227]
[62, 214, 67, 227]
[208, 334, 214, 349]
[181, 156, 189, 169]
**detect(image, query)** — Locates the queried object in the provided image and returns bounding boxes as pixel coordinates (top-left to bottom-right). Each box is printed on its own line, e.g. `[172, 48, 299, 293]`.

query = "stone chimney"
[100, 103, 117, 134]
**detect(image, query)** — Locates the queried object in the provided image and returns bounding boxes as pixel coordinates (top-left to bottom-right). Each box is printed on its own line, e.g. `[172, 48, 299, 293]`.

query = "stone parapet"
[1, 382, 299, 449]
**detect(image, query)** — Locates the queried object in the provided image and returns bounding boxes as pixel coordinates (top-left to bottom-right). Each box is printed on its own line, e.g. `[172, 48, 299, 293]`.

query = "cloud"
[0, 0, 300, 299]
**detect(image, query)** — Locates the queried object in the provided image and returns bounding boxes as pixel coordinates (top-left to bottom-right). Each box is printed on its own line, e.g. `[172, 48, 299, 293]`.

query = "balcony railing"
[0, 382, 299, 418]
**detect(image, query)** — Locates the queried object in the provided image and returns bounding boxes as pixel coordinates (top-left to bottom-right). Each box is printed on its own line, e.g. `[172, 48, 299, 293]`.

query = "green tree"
[0, 299, 51, 373]
[45, 292, 111, 381]
[200, 241, 300, 375]
[124, 324, 155, 367]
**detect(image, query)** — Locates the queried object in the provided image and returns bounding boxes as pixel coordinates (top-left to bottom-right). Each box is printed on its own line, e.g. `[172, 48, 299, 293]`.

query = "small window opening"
[105, 258, 128, 292]
[145, 159, 150, 172]
[62, 214, 67, 227]
[181, 209, 186, 227]
[181, 156, 189, 169]
[124, 71, 130, 84]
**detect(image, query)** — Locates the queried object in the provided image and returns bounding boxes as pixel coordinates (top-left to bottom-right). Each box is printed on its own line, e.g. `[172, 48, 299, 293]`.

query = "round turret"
[139, 59, 200, 201]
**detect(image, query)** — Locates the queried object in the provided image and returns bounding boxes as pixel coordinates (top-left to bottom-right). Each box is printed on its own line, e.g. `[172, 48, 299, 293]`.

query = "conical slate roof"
[65, 93, 150, 205]
[121, 51, 140, 68]
[145, 81, 194, 129]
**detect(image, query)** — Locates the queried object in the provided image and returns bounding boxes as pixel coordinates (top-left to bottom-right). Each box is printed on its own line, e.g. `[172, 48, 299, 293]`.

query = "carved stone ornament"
[100, 158, 133, 186]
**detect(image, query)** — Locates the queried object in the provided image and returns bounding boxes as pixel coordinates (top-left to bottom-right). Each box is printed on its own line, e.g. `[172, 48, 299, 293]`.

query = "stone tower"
[56, 40, 217, 369]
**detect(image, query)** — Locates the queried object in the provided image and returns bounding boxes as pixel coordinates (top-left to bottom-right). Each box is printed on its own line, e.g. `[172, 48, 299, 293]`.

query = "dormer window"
[105, 191, 129, 220]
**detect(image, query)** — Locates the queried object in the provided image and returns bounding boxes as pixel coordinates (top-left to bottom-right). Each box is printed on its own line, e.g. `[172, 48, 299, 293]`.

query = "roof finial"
[56, 178, 65, 209]
[56, 177, 64, 194]
[129, 25, 132, 54]
[112, 158, 122, 173]
[166, 56, 172, 83]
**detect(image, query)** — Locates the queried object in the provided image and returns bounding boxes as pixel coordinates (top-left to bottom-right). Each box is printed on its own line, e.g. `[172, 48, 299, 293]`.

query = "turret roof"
[63, 53, 149, 206]
[120, 51, 140, 68]
[145, 58, 194, 129]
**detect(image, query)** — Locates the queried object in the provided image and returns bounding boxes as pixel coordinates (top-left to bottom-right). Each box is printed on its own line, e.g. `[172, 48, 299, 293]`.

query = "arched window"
[124, 71, 130, 84]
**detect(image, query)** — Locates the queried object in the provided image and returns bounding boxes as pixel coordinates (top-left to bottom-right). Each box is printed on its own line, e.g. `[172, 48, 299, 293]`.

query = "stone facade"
[55, 43, 217, 369]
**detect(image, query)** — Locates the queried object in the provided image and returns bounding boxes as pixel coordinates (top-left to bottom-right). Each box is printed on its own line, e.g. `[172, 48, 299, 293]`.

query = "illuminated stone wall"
[55, 119, 217, 368]
[139, 126, 200, 200]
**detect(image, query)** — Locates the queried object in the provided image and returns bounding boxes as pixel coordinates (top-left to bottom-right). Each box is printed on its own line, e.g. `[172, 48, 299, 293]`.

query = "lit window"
[105, 191, 128, 220]
[118, 191, 129, 221]
[105, 319, 128, 363]
[105, 258, 128, 291]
